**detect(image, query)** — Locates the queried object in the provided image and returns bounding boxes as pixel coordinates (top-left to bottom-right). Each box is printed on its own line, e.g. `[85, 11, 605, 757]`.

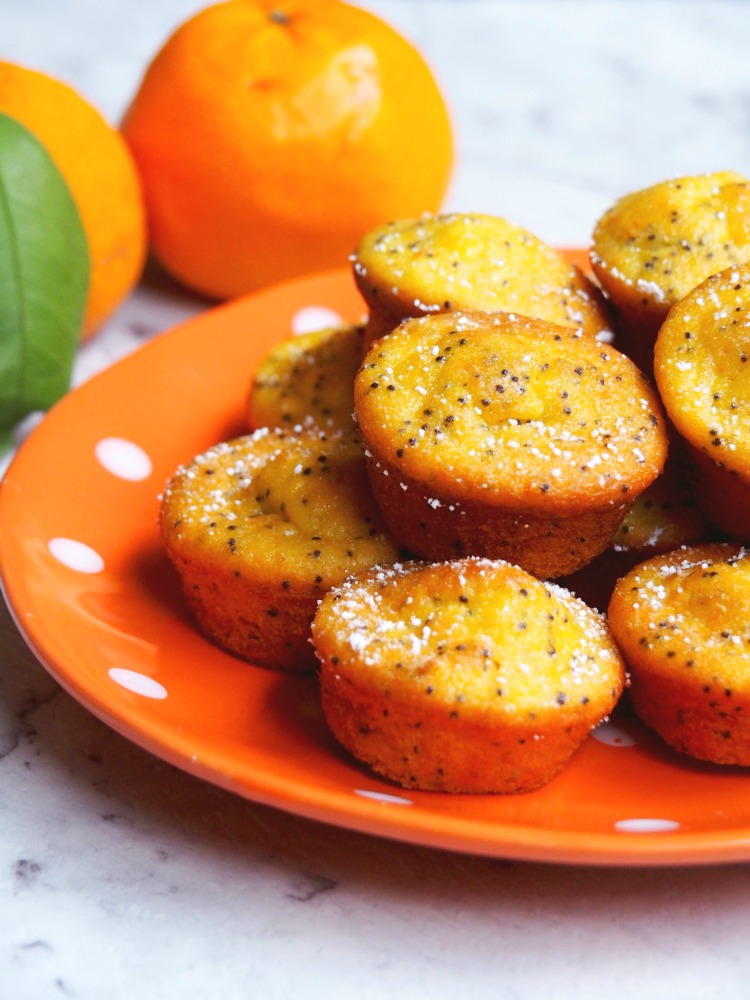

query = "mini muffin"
[354, 311, 668, 579]
[312, 557, 626, 793]
[248, 323, 364, 432]
[654, 261, 750, 541]
[160, 427, 401, 670]
[558, 439, 713, 610]
[608, 543, 750, 766]
[590, 171, 750, 372]
[608, 442, 711, 558]
[352, 212, 615, 351]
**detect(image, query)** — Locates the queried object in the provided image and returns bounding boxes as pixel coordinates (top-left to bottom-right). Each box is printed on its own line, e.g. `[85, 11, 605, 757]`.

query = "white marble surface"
[4, 2, 750, 997]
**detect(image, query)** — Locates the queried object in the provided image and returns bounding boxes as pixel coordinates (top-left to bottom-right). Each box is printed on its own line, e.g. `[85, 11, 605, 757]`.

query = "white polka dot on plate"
[95, 437, 152, 481]
[48, 537, 105, 574]
[354, 789, 413, 806]
[614, 818, 681, 834]
[591, 721, 637, 747]
[292, 306, 343, 335]
[108, 668, 168, 700]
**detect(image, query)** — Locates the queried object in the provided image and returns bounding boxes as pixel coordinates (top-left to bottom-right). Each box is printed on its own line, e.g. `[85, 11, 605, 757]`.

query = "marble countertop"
[4, 2, 750, 997]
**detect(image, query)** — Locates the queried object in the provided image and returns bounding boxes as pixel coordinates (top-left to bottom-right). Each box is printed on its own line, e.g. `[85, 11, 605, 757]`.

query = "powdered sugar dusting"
[314, 556, 625, 714]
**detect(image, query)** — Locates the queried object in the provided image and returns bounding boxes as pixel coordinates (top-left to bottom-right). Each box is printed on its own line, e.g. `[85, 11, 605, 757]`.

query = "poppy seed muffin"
[354, 311, 668, 578]
[654, 261, 750, 541]
[557, 439, 713, 610]
[248, 323, 364, 433]
[608, 543, 750, 765]
[312, 557, 626, 793]
[352, 212, 615, 351]
[607, 440, 711, 558]
[590, 171, 750, 372]
[160, 426, 401, 670]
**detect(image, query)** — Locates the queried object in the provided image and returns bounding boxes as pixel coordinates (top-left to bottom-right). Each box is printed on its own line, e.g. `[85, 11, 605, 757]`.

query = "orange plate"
[4, 256, 750, 867]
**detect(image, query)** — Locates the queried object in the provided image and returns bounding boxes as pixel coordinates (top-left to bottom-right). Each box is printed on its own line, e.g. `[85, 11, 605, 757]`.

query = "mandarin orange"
[121, 0, 454, 299]
[0, 61, 146, 338]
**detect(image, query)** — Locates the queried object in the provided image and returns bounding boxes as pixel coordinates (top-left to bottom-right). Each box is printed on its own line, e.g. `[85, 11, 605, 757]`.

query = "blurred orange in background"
[0, 60, 146, 338]
[121, 0, 454, 300]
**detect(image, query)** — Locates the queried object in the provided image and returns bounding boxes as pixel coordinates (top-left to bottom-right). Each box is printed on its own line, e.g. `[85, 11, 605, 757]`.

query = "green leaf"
[0, 112, 89, 453]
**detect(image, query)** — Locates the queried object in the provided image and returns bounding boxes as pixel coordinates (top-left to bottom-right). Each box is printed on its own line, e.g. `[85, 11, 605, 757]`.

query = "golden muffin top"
[248, 323, 363, 433]
[312, 557, 625, 720]
[608, 543, 750, 680]
[354, 311, 668, 512]
[352, 212, 614, 340]
[160, 427, 400, 590]
[591, 171, 750, 317]
[654, 262, 750, 476]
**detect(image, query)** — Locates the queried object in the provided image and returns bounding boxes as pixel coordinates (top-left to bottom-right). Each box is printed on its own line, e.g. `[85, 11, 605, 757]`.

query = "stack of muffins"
[161, 173, 750, 792]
